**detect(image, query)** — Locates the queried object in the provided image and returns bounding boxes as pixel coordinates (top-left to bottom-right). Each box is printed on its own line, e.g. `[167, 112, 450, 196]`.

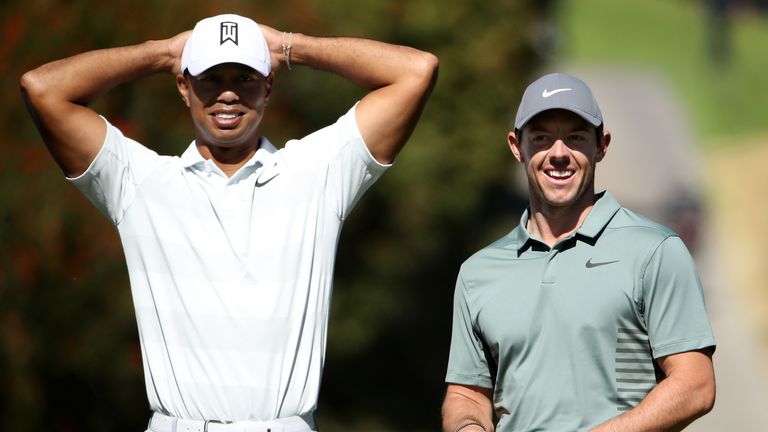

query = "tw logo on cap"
[220, 21, 238, 45]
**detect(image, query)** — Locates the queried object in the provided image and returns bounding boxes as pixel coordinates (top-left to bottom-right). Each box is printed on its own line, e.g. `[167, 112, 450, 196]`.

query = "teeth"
[547, 170, 573, 178]
[216, 113, 238, 119]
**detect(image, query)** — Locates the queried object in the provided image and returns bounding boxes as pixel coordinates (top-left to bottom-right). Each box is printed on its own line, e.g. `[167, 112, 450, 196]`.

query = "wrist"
[280, 32, 307, 68]
[142, 39, 177, 74]
[455, 421, 488, 432]
[281, 31, 293, 70]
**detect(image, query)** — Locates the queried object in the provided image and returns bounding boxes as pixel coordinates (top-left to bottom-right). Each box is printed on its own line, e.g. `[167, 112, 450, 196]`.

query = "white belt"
[148, 412, 316, 432]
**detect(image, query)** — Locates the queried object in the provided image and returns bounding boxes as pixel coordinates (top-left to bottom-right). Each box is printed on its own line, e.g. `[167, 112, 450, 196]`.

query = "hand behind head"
[168, 30, 192, 76]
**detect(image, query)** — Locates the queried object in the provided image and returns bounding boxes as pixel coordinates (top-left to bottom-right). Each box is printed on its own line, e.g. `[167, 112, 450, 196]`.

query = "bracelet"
[281, 31, 293, 70]
[455, 421, 487, 432]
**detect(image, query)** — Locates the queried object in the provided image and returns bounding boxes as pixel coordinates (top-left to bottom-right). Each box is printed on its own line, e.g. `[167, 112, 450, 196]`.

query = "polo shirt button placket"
[542, 245, 564, 284]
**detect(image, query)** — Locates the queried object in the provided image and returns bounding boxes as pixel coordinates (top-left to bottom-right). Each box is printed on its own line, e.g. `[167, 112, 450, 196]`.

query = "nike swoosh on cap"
[542, 88, 572, 98]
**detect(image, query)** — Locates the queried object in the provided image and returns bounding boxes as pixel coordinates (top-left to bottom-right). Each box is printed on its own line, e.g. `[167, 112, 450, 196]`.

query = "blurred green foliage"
[2, 1, 548, 431]
[557, 0, 768, 143]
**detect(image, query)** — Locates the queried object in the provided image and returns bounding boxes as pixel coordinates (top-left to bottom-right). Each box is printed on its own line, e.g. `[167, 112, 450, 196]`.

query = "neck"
[196, 139, 260, 177]
[526, 192, 597, 247]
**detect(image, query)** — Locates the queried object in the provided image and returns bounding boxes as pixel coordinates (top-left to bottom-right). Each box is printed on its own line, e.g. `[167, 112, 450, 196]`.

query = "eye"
[531, 135, 553, 145]
[567, 134, 587, 144]
[237, 74, 259, 83]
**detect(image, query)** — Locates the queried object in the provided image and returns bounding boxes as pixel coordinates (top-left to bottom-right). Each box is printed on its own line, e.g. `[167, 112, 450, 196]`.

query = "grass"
[556, 0, 768, 145]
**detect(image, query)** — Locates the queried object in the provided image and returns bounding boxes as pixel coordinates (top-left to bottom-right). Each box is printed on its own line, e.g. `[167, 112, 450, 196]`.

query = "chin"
[214, 134, 247, 145]
[541, 191, 580, 208]
[208, 129, 257, 146]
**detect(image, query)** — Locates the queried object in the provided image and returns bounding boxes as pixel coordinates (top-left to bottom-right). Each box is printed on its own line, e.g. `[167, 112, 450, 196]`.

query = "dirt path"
[705, 138, 768, 353]
[690, 139, 768, 431]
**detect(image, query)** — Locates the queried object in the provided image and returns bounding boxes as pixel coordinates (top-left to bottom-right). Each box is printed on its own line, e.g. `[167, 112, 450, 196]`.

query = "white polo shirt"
[69, 105, 389, 421]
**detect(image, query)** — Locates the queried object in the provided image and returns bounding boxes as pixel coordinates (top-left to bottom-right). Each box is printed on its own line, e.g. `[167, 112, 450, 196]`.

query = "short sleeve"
[445, 273, 494, 388]
[283, 104, 391, 220]
[642, 236, 716, 359]
[67, 117, 162, 225]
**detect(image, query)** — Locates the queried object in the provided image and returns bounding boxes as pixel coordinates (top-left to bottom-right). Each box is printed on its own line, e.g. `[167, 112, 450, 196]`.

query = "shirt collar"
[179, 137, 281, 182]
[575, 191, 622, 239]
[513, 191, 622, 253]
[180, 141, 207, 168]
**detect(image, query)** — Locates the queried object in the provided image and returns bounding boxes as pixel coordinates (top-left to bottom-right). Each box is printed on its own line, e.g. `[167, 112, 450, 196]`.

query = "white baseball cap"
[181, 14, 271, 77]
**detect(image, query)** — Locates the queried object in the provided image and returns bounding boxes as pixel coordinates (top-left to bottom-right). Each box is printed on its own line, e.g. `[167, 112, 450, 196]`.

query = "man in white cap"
[21, 13, 437, 432]
[441, 73, 715, 431]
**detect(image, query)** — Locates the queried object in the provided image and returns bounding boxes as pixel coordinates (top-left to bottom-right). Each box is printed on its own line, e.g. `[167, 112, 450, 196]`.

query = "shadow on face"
[185, 63, 271, 107]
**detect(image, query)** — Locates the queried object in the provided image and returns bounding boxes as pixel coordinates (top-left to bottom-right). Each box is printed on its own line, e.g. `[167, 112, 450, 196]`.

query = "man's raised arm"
[259, 26, 439, 164]
[20, 32, 189, 177]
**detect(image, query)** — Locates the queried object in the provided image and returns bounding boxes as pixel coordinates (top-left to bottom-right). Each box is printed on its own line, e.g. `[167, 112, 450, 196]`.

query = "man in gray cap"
[21, 12, 437, 432]
[441, 73, 716, 431]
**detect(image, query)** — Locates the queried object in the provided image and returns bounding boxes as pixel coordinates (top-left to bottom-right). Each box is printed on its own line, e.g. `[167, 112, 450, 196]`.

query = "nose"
[217, 89, 239, 104]
[546, 138, 572, 168]
[548, 138, 570, 161]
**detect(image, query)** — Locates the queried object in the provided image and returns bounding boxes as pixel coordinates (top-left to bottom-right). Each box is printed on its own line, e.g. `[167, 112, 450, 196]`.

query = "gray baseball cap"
[514, 72, 603, 130]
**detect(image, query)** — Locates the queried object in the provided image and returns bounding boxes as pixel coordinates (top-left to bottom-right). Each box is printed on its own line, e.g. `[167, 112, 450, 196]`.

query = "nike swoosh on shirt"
[585, 258, 620, 268]
[542, 88, 572, 98]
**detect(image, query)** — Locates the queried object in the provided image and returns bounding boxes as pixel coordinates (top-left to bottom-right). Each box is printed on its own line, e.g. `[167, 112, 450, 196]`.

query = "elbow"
[689, 375, 716, 419]
[20, 67, 69, 117]
[696, 379, 716, 417]
[418, 51, 440, 84]
[420, 51, 440, 75]
[20, 69, 46, 106]
[409, 51, 439, 90]
[20, 69, 40, 96]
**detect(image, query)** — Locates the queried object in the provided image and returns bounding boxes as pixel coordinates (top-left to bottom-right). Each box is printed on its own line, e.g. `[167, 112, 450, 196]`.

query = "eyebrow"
[195, 70, 261, 79]
[527, 124, 591, 134]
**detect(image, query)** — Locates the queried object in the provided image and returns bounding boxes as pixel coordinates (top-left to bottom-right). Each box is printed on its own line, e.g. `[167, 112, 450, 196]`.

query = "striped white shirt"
[69, 105, 388, 421]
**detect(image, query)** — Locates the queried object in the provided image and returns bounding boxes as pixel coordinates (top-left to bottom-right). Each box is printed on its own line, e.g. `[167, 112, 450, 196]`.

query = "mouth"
[210, 110, 245, 128]
[545, 169, 575, 180]
[214, 112, 241, 119]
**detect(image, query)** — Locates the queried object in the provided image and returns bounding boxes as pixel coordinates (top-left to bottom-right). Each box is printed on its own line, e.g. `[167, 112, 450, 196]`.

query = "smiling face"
[177, 63, 272, 152]
[509, 109, 610, 217]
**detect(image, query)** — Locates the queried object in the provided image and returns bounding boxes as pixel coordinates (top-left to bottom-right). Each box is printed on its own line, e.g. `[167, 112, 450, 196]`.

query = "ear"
[176, 74, 190, 107]
[508, 130, 523, 163]
[595, 130, 611, 162]
[260, 73, 275, 107]
[265, 73, 274, 97]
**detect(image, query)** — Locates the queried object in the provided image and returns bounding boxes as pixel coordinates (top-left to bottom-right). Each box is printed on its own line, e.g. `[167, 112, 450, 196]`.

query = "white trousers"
[146, 412, 317, 432]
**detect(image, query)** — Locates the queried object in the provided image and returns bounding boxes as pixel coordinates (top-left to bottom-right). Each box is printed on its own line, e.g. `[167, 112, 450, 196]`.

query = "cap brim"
[186, 57, 270, 77]
[515, 106, 602, 130]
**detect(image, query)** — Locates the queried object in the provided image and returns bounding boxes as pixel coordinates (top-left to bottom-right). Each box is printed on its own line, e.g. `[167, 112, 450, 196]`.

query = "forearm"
[21, 39, 175, 107]
[287, 33, 437, 89]
[442, 386, 495, 432]
[591, 364, 715, 431]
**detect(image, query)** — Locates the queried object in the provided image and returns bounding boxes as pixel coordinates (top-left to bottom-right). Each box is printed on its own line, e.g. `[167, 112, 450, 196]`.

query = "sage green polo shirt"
[445, 191, 715, 431]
